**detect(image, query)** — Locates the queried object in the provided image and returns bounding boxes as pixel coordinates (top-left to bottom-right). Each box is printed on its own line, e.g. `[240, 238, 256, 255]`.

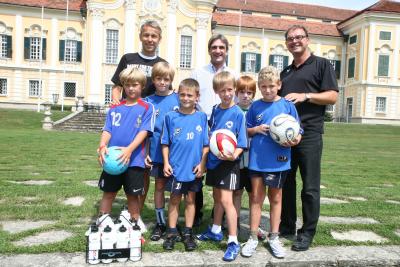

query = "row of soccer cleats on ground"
[85, 209, 144, 264]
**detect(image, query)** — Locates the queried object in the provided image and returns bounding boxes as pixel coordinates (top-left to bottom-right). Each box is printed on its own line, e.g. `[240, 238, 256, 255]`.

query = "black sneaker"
[163, 233, 179, 250]
[182, 230, 197, 251]
[150, 223, 166, 241]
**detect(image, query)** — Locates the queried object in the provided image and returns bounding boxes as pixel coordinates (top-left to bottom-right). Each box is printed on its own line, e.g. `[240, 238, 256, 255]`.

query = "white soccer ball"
[269, 114, 300, 145]
[209, 129, 237, 157]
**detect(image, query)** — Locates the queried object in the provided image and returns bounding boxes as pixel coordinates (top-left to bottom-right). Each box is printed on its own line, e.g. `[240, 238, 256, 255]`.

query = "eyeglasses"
[286, 35, 307, 42]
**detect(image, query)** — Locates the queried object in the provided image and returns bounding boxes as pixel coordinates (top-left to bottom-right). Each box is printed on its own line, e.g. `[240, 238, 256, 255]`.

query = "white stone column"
[367, 23, 376, 82]
[235, 34, 241, 74]
[12, 70, 23, 102]
[51, 18, 58, 67]
[195, 16, 208, 68]
[261, 36, 269, 67]
[392, 25, 400, 83]
[48, 73, 58, 103]
[87, 7, 104, 103]
[359, 25, 365, 82]
[316, 43, 321, 56]
[166, 1, 178, 66]
[124, 0, 136, 54]
[15, 14, 23, 66]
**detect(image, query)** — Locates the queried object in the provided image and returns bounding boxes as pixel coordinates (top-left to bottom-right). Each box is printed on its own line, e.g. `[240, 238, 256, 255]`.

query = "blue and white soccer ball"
[103, 146, 128, 175]
[269, 114, 300, 145]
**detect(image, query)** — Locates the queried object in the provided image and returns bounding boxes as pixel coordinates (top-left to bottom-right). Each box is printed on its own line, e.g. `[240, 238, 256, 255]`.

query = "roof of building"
[212, 12, 342, 37]
[338, 0, 400, 25]
[216, 0, 356, 22]
[0, 0, 85, 11]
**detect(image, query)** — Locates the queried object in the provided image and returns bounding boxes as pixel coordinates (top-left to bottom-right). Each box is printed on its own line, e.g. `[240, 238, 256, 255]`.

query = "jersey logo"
[256, 114, 263, 122]
[155, 109, 160, 117]
[174, 128, 182, 136]
[173, 106, 179, 111]
[266, 174, 275, 181]
[196, 125, 202, 132]
[135, 115, 142, 128]
[225, 121, 233, 129]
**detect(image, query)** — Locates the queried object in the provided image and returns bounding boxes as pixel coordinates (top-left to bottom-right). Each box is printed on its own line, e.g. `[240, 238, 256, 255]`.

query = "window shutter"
[283, 56, 289, 68]
[335, 60, 341, 79]
[6, 35, 12, 58]
[378, 55, 389, 76]
[241, 53, 246, 72]
[77, 41, 82, 62]
[41, 38, 46, 60]
[59, 40, 65, 61]
[348, 58, 355, 78]
[24, 37, 30, 59]
[269, 54, 274, 66]
[255, 53, 261, 72]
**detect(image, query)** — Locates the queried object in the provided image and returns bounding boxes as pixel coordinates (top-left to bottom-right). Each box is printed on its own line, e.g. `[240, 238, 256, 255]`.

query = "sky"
[277, 0, 393, 10]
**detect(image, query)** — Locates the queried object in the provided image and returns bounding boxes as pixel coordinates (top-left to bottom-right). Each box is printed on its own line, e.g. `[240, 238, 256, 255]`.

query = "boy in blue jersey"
[241, 66, 302, 259]
[197, 71, 247, 262]
[160, 79, 209, 251]
[144, 62, 179, 241]
[97, 67, 155, 228]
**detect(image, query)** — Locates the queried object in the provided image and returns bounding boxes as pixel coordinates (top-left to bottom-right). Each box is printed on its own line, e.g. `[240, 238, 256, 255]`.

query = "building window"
[297, 16, 306, 20]
[179, 35, 192, 69]
[379, 31, 391, 41]
[105, 84, 112, 104]
[0, 35, 12, 58]
[269, 55, 289, 72]
[59, 39, 82, 62]
[29, 80, 41, 97]
[326, 105, 334, 112]
[0, 78, 7, 95]
[24, 37, 46, 60]
[348, 57, 355, 78]
[241, 52, 261, 73]
[349, 35, 357, 45]
[64, 82, 76, 98]
[105, 29, 118, 64]
[378, 55, 389, 77]
[242, 10, 252, 15]
[271, 14, 281, 18]
[375, 97, 386, 112]
[322, 19, 332, 23]
[329, 60, 341, 79]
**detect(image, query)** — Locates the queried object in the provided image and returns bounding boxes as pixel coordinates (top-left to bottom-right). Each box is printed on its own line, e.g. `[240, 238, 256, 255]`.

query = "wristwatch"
[304, 93, 311, 102]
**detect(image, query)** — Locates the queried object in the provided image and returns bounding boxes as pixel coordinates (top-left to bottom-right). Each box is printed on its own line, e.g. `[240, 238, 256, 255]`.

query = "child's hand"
[257, 124, 269, 136]
[116, 147, 132, 166]
[218, 150, 236, 161]
[145, 155, 153, 168]
[193, 163, 205, 178]
[97, 146, 108, 166]
[281, 134, 302, 147]
[163, 163, 173, 177]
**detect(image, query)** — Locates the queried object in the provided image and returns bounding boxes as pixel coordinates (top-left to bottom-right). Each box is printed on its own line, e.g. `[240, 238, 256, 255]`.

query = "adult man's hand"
[110, 85, 123, 105]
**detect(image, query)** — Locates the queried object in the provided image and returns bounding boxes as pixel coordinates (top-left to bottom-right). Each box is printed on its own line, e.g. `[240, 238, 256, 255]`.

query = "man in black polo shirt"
[279, 25, 338, 251]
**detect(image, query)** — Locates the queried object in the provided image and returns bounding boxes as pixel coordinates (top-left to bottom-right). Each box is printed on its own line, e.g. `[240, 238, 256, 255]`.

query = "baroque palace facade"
[0, 0, 399, 124]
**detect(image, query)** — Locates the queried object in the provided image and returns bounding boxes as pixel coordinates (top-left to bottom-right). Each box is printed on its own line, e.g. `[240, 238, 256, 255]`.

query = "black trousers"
[280, 130, 323, 237]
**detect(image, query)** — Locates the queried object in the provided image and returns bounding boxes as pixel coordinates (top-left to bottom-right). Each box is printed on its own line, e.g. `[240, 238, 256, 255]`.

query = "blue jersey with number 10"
[207, 104, 248, 170]
[161, 110, 209, 182]
[103, 99, 155, 168]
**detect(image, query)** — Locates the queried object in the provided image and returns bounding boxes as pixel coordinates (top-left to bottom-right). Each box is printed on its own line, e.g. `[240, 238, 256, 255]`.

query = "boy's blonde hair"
[236, 75, 256, 98]
[213, 71, 236, 93]
[178, 78, 200, 95]
[258, 66, 281, 84]
[119, 67, 146, 88]
[151, 62, 175, 81]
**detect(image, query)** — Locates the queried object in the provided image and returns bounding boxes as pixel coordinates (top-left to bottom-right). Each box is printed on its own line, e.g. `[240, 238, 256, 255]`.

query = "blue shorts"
[150, 163, 169, 179]
[166, 177, 202, 195]
[249, 170, 289, 189]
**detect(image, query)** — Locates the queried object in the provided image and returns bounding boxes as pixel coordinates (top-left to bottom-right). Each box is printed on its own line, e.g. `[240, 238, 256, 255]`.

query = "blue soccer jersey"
[145, 92, 179, 164]
[103, 99, 155, 168]
[207, 104, 248, 170]
[246, 98, 300, 172]
[161, 110, 209, 182]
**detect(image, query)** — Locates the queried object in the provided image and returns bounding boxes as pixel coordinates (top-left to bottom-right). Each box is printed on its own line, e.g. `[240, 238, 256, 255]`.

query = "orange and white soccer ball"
[209, 129, 237, 157]
[269, 114, 300, 145]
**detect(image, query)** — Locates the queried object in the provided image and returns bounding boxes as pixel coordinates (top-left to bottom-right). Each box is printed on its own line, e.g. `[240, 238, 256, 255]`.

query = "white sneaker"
[241, 237, 258, 257]
[137, 216, 147, 233]
[268, 236, 286, 258]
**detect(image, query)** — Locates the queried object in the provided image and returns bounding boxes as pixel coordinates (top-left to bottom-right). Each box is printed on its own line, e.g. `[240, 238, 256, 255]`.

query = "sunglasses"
[286, 35, 307, 42]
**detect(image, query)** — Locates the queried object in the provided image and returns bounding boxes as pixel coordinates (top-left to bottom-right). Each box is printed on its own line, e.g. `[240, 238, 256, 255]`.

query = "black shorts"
[166, 177, 202, 195]
[99, 167, 145, 195]
[239, 168, 252, 192]
[206, 161, 240, 190]
[150, 163, 169, 179]
[249, 170, 289, 189]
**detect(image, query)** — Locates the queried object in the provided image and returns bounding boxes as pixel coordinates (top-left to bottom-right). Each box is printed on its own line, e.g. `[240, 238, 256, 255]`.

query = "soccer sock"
[269, 232, 279, 240]
[168, 227, 178, 234]
[211, 224, 222, 234]
[250, 230, 258, 240]
[227, 235, 238, 244]
[155, 207, 166, 225]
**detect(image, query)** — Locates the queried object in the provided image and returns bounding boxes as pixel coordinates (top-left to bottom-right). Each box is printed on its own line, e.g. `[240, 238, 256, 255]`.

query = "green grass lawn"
[0, 108, 399, 254]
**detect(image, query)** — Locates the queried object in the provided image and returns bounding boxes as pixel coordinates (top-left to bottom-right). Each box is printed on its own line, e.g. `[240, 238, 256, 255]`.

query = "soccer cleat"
[137, 216, 147, 233]
[150, 223, 166, 241]
[223, 242, 240, 261]
[196, 226, 223, 242]
[268, 236, 286, 258]
[182, 229, 197, 251]
[241, 237, 258, 257]
[162, 233, 180, 250]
